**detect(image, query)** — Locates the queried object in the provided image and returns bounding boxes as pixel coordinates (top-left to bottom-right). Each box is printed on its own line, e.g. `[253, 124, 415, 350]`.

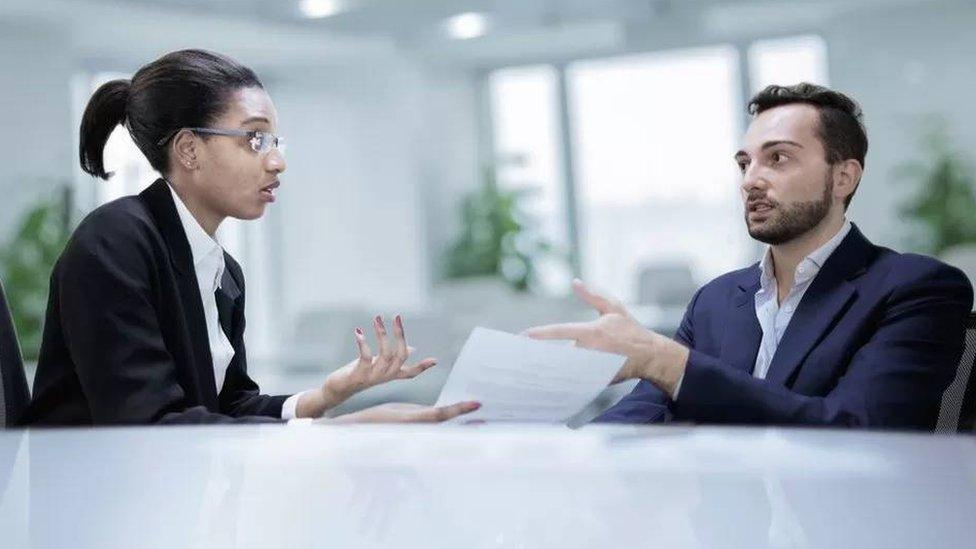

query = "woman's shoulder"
[73, 195, 156, 241]
[63, 195, 164, 268]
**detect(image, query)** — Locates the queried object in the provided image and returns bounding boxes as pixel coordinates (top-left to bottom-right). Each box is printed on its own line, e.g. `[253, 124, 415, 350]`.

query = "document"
[434, 327, 626, 423]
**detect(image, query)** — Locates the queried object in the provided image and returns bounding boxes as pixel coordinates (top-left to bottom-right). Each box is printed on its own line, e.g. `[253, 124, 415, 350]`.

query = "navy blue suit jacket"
[597, 225, 974, 429]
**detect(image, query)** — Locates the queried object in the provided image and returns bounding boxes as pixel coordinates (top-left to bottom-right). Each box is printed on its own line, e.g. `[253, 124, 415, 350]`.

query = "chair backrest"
[936, 312, 976, 433]
[635, 262, 698, 308]
[0, 279, 30, 428]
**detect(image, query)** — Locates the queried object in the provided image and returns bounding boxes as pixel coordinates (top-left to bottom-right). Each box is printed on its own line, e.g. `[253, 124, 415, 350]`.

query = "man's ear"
[833, 159, 862, 204]
[172, 129, 199, 170]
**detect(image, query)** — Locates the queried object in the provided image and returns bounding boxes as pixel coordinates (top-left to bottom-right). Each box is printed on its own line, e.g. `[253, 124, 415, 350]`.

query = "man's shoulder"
[867, 246, 972, 292]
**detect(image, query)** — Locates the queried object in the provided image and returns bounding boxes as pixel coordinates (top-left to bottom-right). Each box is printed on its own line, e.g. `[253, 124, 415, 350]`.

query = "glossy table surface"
[1, 424, 973, 548]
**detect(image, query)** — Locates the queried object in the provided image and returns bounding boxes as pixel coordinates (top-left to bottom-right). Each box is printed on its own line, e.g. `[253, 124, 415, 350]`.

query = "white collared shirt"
[672, 219, 852, 399]
[167, 184, 301, 420]
[752, 219, 852, 380]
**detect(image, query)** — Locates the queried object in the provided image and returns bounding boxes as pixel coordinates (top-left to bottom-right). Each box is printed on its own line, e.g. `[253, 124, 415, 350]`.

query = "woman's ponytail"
[78, 79, 130, 180]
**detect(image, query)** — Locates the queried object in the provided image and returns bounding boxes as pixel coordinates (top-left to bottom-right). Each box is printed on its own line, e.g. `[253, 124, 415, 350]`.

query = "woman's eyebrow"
[240, 116, 271, 125]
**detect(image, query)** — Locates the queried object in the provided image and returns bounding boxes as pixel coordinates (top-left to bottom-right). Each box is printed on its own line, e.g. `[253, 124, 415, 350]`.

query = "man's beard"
[746, 174, 834, 245]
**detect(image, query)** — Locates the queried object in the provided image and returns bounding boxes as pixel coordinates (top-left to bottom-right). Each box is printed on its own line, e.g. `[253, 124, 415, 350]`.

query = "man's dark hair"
[748, 83, 868, 208]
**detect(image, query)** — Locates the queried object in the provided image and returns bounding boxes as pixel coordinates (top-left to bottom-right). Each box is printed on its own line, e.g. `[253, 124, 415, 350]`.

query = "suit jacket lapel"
[140, 179, 220, 410]
[765, 225, 873, 386]
[720, 269, 764, 374]
[215, 262, 241, 340]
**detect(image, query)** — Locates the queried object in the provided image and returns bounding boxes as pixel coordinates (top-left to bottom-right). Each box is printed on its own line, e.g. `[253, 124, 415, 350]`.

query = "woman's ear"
[172, 129, 199, 170]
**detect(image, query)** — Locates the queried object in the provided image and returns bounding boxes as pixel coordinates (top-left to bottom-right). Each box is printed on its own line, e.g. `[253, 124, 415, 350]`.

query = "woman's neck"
[166, 177, 224, 237]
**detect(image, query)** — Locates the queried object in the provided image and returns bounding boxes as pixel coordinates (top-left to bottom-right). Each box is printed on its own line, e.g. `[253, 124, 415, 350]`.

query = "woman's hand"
[326, 401, 481, 424]
[297, 315, 439, 418]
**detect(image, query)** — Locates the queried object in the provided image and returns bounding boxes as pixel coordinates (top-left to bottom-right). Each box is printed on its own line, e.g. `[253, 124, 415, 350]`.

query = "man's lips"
[261, 180, 280, 192]
[747, 200, 774, 213]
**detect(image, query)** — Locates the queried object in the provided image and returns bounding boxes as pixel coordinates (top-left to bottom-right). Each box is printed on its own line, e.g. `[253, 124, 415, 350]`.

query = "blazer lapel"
[140, 179, 220, 410]
[764, 225, 874, 386]
[720, 269, 764, 374]
[215, 263, 241, 340]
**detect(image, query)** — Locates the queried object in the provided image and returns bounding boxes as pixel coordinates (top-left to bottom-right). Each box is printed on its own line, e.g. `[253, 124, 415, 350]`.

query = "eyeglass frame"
[156, 127, 285, 154]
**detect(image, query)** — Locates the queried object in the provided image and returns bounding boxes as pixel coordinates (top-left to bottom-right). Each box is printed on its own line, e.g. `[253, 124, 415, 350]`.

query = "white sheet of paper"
[434, 327, 626, 423]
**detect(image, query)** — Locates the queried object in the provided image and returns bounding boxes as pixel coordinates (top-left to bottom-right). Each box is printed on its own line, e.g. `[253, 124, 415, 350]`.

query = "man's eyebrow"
[761, 140, 803, 150]
[735, 140, 804, 159]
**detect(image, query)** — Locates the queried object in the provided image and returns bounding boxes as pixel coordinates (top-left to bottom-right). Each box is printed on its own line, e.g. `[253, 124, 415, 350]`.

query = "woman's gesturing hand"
[310, 315, 439, 414]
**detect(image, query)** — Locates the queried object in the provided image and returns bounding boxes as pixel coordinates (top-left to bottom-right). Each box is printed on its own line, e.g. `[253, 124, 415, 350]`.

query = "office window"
[567, 46, 749, 303]
[488, 65, 571, 292]
[749, 35, 829, 92]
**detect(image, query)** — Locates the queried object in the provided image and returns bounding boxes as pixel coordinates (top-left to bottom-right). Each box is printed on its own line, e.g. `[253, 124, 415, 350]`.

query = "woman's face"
[193, 86, 286, 221]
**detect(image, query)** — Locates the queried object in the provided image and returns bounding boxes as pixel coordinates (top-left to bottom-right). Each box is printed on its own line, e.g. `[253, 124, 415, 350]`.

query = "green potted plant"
[0, 186, 72, 361]
[898, 119, 976, 255]
[442, 167, 555, 292]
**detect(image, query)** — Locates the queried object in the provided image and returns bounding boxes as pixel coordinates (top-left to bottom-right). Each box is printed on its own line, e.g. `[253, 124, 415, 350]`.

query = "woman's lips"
[260, 180, 280, 202]
[260, 180, 279, 203]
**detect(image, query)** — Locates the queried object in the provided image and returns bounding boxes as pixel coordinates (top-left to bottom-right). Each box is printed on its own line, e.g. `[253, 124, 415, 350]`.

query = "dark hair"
[748, 83, 868, 207]
[79, 49, 263, 180]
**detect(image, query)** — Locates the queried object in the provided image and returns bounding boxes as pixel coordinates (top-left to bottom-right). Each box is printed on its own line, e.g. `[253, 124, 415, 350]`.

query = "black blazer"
[22, 179, 290, 425]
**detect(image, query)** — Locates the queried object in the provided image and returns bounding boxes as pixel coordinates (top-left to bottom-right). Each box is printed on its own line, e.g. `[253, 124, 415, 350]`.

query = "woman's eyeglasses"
[157, 128, 285, 154]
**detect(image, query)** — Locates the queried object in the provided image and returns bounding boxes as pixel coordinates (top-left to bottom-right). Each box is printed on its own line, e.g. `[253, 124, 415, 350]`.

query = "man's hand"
[523, 279, 689, 397]
[326, 401, 482, 424]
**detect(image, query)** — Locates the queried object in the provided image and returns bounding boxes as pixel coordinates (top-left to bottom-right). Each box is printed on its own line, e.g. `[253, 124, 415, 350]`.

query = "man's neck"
[769, 213, 846, 301]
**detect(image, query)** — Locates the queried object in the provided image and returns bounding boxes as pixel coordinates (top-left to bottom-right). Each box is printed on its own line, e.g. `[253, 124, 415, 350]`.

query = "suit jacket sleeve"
[592, 288, 704, 424]
[218, 262, 290, 418]
[56, 215, 283, 425]
[670, 262, 973, 428]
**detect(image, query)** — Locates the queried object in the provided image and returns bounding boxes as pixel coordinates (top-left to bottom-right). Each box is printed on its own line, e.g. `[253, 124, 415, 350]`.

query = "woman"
[22, 49, 478, 425]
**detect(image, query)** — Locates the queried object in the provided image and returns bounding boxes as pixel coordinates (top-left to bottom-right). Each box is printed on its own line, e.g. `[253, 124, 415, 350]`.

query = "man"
[526, 83, 973, 429]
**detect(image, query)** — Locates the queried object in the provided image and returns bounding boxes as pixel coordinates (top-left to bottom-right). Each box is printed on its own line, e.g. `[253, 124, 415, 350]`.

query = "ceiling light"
[300, 0, 343, 19]
[444, 12, 490, 40]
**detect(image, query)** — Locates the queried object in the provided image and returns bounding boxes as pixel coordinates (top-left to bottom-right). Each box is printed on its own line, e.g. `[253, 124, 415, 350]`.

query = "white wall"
[824, 1, 976, 248]
[267, 61, 472, 327]
[0, 20, 74, 244]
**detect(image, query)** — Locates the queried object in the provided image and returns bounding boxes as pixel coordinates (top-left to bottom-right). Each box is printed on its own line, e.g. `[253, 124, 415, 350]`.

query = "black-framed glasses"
[157, 127, 285, 154]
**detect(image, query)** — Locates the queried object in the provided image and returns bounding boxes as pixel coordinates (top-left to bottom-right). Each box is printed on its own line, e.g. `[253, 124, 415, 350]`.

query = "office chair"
[936, 312, 976, 433]
[0, 279, 30, 428]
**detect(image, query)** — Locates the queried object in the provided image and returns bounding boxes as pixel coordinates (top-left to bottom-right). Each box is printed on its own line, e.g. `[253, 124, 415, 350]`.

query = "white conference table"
[0, 424, 973, 548]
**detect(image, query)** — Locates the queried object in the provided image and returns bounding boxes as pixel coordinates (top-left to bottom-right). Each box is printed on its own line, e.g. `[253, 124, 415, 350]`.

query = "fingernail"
[375, 315, 383, 325]
[468, 402, 482, 410]
[395, 315, 402, 327]
[355, 328, 364, 337]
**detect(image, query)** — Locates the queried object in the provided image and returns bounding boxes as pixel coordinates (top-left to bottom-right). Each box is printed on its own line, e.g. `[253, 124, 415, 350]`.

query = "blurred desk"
[1, 425, 973, 548]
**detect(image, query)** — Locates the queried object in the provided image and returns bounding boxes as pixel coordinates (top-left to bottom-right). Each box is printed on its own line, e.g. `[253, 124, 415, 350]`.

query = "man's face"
[735, 104, 835, 245]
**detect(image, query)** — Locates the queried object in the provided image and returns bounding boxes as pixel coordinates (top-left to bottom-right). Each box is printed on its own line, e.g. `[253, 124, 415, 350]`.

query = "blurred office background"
[1, 0, 974, 415]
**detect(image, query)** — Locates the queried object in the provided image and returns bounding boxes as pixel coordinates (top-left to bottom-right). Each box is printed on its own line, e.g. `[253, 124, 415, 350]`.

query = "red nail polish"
[375, 315, 382, 324]
[355, 328, 364, 336]
[395, 314, 402, 325]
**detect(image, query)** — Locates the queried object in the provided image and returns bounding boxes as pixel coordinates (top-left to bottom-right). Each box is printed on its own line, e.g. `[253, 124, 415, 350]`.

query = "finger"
[373, 315, 391, 360]
[354, 328, 373, 362]
[414, 401, 481, 423]
[522, 322, 590, 341]
[398, 357, 438, 379]
[392, 314, 409, 363]
[572, 278, 625, 315]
